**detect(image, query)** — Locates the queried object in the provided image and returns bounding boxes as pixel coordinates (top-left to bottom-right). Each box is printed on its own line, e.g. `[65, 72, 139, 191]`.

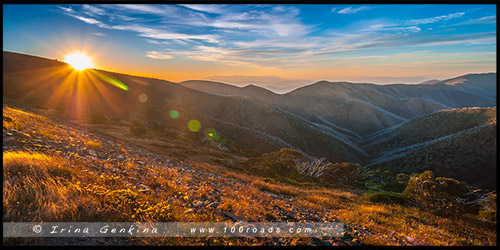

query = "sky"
[3, 4, 497, 89]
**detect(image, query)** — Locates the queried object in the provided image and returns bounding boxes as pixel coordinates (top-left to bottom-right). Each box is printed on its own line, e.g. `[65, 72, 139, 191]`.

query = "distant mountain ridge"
[3, 51, 497, 188]
[181, 72, 496, 136]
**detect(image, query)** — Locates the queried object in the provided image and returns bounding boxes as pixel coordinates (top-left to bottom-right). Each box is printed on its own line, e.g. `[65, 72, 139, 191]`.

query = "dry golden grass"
[217, 183, 285, 221]
[294, 199, 322, 211]
[3, 105, 497, 246]
[37, 128, 57, 140]
[303, 194, 341, 209]
[250, 179, 301, 197]
[84, 140, 103, 150]
[3, 151, 99, 221]
[223, 171, 257, 183]
[2, 149, 212, 223]
[3, 106, 89, 143]
[330, 202, 496, 246]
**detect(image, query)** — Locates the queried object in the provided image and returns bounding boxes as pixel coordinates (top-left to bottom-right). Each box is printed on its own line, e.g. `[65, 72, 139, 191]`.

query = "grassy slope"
[3, 104, 496, 246]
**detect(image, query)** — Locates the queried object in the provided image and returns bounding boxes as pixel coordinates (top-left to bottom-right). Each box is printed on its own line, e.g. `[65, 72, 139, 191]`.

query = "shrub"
[294, 157, 331, 178]
[319, 162, 362, 186]
[478, 210, 496, 222]
[402, 171, 474, 216]
[246, 148, 302, 178]
[381, 174, 410, 193]
[363, 191, 410, 205]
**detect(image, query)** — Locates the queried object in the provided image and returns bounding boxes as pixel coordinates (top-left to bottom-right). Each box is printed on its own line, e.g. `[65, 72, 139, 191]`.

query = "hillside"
[183, 75, 496, 137]
[3, 104, 496, 246]
[2, 51, 366, 163]
[180, 80, 277, 100]
[3, 51, 496, 188]
[431, 72, 496, 99]
[363, 108, 497, 189]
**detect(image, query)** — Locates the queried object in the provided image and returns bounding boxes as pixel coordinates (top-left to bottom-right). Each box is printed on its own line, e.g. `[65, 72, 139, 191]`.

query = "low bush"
[402, 171, 477, 216]
[478, 210, 496, 222]
[363, 191, 410, 205]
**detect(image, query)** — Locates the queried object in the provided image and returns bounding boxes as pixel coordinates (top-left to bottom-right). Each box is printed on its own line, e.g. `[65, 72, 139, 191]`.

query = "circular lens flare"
[204, 128, 219, 141]
[65, 53, 94, 71]
[169, 110, 179, 119]
[138, 93, 148, 103]
[188, 120, 201, 132]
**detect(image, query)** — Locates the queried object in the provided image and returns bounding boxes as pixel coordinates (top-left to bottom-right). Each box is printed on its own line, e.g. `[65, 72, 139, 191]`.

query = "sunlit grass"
[84, 140, 103, 149]
[3, 105, 496, 246]
[251, 179, 301, 197]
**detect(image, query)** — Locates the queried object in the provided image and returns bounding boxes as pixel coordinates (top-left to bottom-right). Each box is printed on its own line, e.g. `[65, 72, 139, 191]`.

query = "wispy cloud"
[334, 6, 372, 14]
[144, 39, 162, 45]
[69, 14, 101, 25]
[57, 4, 495, 70]
[58, 6, 74, 13]
[449, 15, 496, 26]
[179, 4, 226, 14]
[404, 12, 465, 25]
[82, 5, 106, 16]
[115, 4, 165, 15]
[145, 51, 173, 60]
[93, 32, 106, 36]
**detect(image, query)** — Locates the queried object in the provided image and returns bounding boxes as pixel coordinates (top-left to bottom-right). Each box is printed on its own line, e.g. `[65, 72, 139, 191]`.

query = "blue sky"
[3, 4, 497, 86]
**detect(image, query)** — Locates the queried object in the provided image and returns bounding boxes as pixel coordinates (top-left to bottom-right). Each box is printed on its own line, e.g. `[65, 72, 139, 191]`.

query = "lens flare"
[204, 128, 220, 141]
[169, 110, 179, 119]
[138, 93, 148, 103]
[188, 120, 201, 132]
[65, 53, 94, 71]
[88, 70, 129, 91]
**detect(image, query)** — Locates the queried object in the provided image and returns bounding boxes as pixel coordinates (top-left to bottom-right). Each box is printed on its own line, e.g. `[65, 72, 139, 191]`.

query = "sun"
[65, 53, 94, 71]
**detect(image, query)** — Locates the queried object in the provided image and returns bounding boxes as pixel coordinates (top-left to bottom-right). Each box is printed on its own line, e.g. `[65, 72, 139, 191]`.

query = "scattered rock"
[207, 201, 219, 209]
[223, 211, 247, 222]
[193, 201, 205, 208]
[138, 184, 151, 192]
[312, 237, 332, 246]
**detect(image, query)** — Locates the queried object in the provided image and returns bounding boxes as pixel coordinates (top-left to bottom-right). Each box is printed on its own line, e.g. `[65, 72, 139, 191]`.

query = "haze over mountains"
[203, 75, 312, 94]
[3, 51, 497, 188]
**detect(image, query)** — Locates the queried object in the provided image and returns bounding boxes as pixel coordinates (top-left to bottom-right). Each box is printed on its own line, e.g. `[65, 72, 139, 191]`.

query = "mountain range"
[3, 51, 496, 188]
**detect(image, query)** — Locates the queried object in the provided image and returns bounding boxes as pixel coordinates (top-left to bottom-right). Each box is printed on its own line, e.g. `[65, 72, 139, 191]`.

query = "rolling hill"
[2, 51, 366, 163]
[182, 74, 496, 137]
[3, 51, 496, 188]
[362, 108, 497, 189]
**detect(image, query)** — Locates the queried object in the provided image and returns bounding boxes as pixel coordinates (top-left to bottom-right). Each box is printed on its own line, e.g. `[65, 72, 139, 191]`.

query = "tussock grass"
[223, 171, 257, 183]
[3, 151, 99, 221]
[3, 105, 496, 246]
[217, 183, 285, 221]
[303, 194, 341, 209]
[294, 199, 322, 211]
[251, 179, 301, 197]
[84, 140, 103, 150]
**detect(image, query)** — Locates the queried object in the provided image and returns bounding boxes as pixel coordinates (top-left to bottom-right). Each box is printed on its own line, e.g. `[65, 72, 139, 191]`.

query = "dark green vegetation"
[245, 148, 495, 221]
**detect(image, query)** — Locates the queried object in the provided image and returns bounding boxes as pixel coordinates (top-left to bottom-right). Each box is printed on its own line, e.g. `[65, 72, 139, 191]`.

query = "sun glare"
[65, 53, 94, 71]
